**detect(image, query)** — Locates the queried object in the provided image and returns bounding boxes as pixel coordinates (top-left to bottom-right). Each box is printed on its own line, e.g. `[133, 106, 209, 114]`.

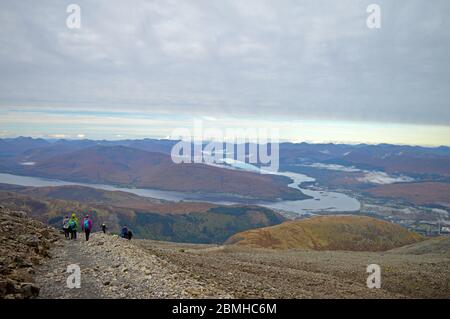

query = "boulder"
[18, 283, 40, 298]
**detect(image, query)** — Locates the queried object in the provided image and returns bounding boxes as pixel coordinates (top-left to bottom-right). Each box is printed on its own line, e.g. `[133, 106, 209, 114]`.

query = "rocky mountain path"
[35, 233, 231, 299]
[35, 237, 107, 298]
[135, 240, 450, 299]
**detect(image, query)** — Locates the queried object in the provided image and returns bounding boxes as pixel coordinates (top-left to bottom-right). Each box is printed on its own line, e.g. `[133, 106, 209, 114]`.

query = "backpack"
[84, 219, 90, 230]
[68, 219, 76, 230]
[63, 219, 70, 229]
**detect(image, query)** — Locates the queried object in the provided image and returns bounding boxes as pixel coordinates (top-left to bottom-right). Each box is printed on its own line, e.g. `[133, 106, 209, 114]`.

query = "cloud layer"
[0, 0, 449, 126]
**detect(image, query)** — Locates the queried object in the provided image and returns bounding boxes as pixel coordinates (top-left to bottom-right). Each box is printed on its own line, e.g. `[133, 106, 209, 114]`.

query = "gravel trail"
[34, 232, 450, 299]
[135, 240, 450, 299]
[35, 233, 231, 299]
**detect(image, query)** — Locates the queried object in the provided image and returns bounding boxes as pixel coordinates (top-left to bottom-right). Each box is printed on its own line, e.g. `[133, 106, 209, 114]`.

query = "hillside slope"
[226, 215, 422, 251]
[387, 235, 450, 255]
[0, 206, 58, 299]
[13, 145, 306, 201]
[134, 238, 449, 299]
[0, 185, 286, 243]
[366, 182, 450, 206]
[35, 233, 231, 298]
[34, 232, 448, 299]
[1, 211, 446, 299]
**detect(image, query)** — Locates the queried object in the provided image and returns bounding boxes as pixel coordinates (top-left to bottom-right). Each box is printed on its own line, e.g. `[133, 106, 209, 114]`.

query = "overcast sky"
[0, 0, 449, 145]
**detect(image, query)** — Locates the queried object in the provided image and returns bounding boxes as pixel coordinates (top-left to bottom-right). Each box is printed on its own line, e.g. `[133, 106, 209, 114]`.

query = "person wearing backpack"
[120, 225, 129, 239]
[68, 214, 79, 240]
[82, 215, 93, 241]
[62, 216, 70, 239]
[127, 229, 133, 240]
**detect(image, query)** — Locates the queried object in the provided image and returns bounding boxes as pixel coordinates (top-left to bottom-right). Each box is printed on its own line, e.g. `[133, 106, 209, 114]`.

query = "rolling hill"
[387, 235, 450, 255]
[12, 145, 306, 201]
[0, 184, 286, 243]
[226, 215, 423, 251]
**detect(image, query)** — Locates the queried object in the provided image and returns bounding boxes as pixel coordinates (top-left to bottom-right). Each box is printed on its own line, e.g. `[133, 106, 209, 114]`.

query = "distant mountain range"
[2, 137, 449, 177]
[279, 142, 450, 177]
[1, 137, 449, 206]
[0, 139, 307, 201]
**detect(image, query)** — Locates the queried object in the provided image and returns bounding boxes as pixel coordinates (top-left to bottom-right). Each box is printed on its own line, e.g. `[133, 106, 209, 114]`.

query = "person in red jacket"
[81, 215, 93, 241]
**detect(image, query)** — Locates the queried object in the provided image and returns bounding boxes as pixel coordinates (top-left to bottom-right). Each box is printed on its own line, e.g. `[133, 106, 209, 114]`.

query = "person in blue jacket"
[120, 225, 129, 239]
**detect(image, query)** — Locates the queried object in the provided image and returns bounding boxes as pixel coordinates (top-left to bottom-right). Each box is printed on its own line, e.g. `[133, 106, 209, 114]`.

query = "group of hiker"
[120, 225, 133, 240]
[62, 213, 132, 241]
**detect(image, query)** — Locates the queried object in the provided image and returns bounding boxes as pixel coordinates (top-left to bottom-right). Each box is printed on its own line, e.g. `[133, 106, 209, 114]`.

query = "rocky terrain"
[33, 232, 449, 299]
[1, 207, 448, 299]
[136, 239, 450, 299]
[0, 206, 59, 299]
[35, 233, 231, 299]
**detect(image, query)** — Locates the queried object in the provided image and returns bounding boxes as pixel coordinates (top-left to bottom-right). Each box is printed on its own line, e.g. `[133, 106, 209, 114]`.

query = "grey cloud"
[0, 0, 449, 124]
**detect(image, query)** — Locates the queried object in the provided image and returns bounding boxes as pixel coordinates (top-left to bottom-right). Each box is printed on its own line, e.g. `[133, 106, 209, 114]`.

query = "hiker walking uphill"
[68, 214, 78, 240]
[82, 215, 93, 241]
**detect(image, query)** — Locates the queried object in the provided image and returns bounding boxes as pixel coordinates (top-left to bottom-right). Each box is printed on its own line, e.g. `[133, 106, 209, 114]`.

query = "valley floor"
[35, 233, 450, 299]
